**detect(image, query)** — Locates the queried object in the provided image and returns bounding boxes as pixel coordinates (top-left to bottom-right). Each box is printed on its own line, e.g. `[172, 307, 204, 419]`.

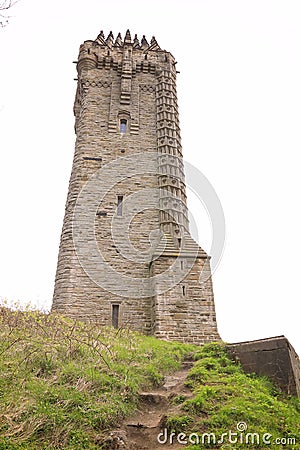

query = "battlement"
[94, 30, 161, 52]
[76, 30, 176, 76]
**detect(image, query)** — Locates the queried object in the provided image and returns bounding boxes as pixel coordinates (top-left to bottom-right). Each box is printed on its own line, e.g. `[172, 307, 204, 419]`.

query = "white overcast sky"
[0, 0, 299, 353]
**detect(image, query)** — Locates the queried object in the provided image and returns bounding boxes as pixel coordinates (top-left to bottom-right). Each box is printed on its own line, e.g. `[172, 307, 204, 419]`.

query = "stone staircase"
[102, 360, 194, 449]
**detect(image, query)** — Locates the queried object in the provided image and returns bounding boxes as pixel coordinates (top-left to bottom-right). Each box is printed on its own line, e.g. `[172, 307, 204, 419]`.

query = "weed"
[0, 307, 193, 448]
[166, 415, 193, 433]
[165, 343, 300, 450]
[1, 309, 299, 449]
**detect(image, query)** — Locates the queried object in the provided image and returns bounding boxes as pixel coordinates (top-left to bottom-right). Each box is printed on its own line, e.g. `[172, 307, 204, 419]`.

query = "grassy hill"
[0, 307, 299, 449]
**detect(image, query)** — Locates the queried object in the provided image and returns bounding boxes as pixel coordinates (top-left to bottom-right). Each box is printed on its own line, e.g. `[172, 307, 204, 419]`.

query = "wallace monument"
[52, 29, 220, 345]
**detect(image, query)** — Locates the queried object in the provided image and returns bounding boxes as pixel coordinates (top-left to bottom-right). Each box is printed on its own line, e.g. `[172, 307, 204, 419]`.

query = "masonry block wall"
[228, 337, 300, 397]
[52, 30, 220, 344]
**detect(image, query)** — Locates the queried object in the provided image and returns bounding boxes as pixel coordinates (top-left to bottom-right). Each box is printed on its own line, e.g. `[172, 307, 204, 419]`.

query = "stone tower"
[52, 30, 220, 344]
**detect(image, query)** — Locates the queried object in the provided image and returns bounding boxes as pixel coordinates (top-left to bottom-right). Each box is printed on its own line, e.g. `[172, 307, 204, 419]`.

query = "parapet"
[76, 30, 176, 76]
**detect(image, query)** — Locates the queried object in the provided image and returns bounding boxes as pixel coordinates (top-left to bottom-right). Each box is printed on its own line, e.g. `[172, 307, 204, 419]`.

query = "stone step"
[126, 423, 155, 429]
[138, 392, 168, 404]
[181, 360, 194, 368]
[126, 417, 162, 429]
[162, 375, 184, 390]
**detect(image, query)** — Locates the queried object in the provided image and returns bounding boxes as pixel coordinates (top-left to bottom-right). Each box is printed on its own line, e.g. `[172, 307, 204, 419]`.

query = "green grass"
[165, 342, 300, 449]
[0, 308, 299, 449]
[0, 307, 194, 449]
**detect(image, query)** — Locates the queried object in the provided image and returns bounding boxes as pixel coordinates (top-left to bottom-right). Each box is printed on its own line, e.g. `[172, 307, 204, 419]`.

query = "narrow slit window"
[180, 260, 184, 270]
[112, 304, 119, 328]
[178, 238, 182, 248]
[120, 119, 127, 133]
[117, 195, 123, 216]
[182, 285, 186, 296]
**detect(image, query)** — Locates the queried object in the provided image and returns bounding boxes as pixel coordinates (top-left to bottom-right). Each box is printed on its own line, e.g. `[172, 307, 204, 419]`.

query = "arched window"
[120, 119, 127, 133]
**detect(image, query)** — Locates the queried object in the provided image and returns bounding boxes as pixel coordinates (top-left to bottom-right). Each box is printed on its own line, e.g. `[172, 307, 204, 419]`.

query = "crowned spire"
[115, 32, 122, 46]
[106, 31, 114, 47]
[96, 30, 106, 45]
[124, 29, 132, 44]
[149, 36, 160, 50]
[133, 34, 140, 48]
[141, 35, 149, 50]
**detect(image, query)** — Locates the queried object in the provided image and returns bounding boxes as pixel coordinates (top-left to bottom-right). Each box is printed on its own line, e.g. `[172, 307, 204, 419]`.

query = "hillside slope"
[0, 308, 299, 449]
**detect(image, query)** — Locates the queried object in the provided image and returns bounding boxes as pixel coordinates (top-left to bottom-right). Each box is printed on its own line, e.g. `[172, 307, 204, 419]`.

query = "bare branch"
[0, 0, 16, 12]
[0, 0, 18, 27]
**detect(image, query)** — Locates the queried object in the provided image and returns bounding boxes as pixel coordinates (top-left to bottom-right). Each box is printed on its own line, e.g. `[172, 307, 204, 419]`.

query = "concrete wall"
[228, 336, 300, 397]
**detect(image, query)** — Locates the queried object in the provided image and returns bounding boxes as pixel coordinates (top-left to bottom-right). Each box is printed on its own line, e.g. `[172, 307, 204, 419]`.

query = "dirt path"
[103, 360, 194, 449]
